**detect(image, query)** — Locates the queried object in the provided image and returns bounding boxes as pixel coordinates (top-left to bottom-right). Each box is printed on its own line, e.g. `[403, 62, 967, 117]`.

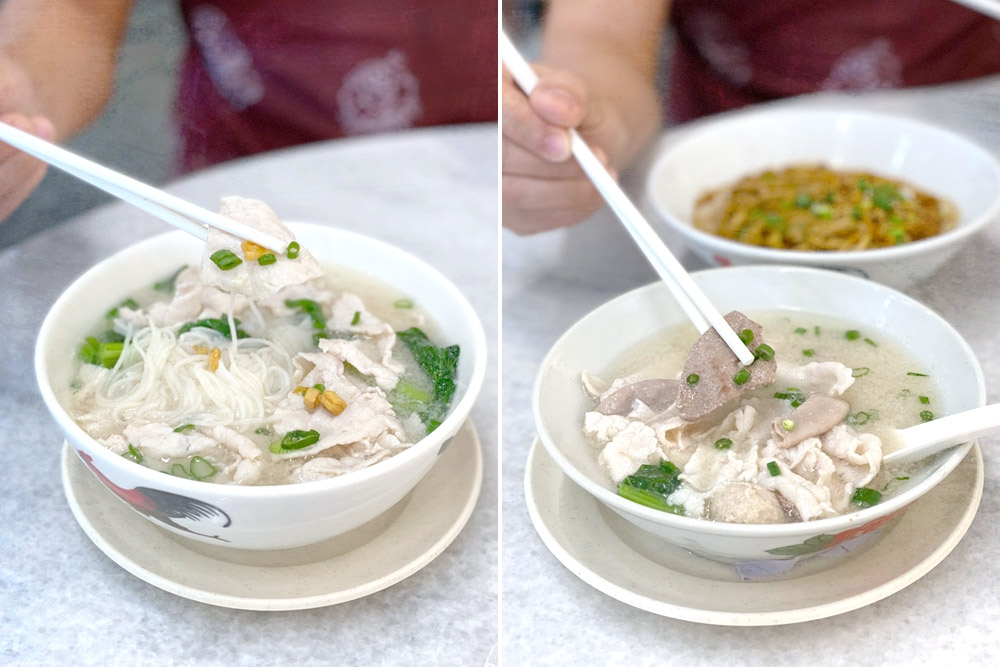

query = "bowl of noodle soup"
[646, 107, 1000, 288]
[534, 265, 983, 569]
[36, 223, 487, 550]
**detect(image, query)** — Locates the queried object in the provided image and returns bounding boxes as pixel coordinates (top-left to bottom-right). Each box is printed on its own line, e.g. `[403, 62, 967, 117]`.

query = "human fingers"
[502, 138, 611, 181]
[502, 70, 573, 163]
[0, 114, 53, 221]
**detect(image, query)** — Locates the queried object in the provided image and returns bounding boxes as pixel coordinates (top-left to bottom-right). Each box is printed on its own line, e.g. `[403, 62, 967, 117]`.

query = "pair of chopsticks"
[500, 32, 755, 365]
[0, 120, 288, 252]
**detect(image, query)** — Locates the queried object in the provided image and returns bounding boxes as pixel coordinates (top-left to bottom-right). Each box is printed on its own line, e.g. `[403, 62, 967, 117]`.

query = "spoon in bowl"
[882, 402, 1000, 465]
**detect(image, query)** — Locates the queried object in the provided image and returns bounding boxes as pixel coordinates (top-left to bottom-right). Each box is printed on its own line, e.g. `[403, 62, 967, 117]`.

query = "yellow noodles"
[693, 165, 957, 251]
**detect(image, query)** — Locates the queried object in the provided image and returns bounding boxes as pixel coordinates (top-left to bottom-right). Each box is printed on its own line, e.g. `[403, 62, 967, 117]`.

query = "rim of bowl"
[646, 107, 1000, 264]
[35, 223, 488, 499]
[533, 264, 985, 538]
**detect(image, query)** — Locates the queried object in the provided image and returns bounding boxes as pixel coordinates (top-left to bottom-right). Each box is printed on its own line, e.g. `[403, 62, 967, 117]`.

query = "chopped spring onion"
[738, 328, 754, 345]
[814, 326, 821, 335]
[846, 411, 870, 426]
[209, 249, 242, 271]
[767, 461, 781, 476]
[313, 383, 326, 392]
[686, 373, 700, 385]
[173, 424, 195, 433]
[80, 337, 124, 368]
[754, 343, 775, 361]
[171, 463, 189, 478]
[852, 367, 870, 378]
[189, 456, 217, 480]
[801, 349, 815, 357]
[257, 253, 277, 266]
[845, 330, 861, 341]
[286, 241, 300, 259]
[794, 327, 807, 334]
[864, 338, 877, 347]
[394, 298, 414, 309]
[733, 368, 751, 385]
[794, 193, 812, 208]
[920, 410, 934, 422]
[123, 444, 143, 463]
[907, 371, 929, 377]
[715, 437, 732, 450]
[852, 487, 883, 507]
[919, 395, 930, 405]
[351, 310, 361, 325]
[781, 419, 794, 432]
[270, 429, 321, 453]
[254, 427, 270, 435]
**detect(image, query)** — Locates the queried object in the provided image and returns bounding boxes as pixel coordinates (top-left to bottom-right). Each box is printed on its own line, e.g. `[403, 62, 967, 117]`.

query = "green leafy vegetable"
[286, 299, 326, 330]
[617, 460, 685, 514]
[852, 487, 882, 507]
[393, 327, 461, 433]
[154, 265, 188, 292]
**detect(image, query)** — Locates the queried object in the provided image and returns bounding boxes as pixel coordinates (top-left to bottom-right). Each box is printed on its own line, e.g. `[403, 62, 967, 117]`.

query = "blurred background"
[0, 0, 184, 250]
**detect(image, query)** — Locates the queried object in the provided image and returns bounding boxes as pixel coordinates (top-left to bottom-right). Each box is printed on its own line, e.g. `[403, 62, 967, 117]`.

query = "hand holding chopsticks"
[0, 119, 289, 253]
[500, 31, 755, 365]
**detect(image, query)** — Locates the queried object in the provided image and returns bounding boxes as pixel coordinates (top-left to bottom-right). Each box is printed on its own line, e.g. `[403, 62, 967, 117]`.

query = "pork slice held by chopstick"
[675, 311, 776, 421]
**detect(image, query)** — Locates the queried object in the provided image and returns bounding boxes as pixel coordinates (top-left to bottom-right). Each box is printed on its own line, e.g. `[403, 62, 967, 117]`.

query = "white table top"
[0, 124, 498, 666]
[502, 82, 1000, 664]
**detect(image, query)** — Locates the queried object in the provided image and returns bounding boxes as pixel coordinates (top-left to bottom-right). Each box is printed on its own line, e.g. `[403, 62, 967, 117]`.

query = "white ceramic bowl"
[36, 224, 487, 550]
[534, 265, 984, 565]
[646, 107, 1000, 288]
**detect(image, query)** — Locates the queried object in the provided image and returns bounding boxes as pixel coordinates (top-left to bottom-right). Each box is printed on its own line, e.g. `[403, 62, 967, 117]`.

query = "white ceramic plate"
[524, 438, 983, 626]
[62, 420, 482, 610]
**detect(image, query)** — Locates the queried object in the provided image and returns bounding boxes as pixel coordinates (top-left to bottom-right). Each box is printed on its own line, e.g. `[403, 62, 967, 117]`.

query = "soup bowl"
[36, 224, 487, 550]
[534, 265, 983, 565]
[645, 107, 1000, 289]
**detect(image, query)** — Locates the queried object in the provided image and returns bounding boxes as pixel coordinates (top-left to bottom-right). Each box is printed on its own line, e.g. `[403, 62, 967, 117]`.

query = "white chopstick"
[0, 120, 288, 252]
[500, 32, 755, 365]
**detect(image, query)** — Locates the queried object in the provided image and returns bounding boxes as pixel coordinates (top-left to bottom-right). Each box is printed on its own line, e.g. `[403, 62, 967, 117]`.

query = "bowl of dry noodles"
[646, 107, 1000, 288]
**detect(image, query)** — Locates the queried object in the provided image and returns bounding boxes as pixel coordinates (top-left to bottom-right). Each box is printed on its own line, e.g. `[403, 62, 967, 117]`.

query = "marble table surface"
[0, 124, 498, 666]
[502, 82, 1000, 665]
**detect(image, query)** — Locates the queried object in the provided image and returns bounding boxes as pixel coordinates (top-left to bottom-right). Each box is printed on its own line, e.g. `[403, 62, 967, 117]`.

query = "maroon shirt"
[175, 0, 497, 171]
[669, 0, 1000, 123]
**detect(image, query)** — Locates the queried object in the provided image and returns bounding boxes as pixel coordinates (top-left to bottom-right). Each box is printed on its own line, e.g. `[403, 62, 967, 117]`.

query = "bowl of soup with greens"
[36, 199, 487, 550]
[534, 265, 983, 566]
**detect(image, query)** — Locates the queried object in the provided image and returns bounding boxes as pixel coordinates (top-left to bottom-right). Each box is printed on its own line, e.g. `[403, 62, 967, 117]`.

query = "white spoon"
[882, 403, 1000, 465]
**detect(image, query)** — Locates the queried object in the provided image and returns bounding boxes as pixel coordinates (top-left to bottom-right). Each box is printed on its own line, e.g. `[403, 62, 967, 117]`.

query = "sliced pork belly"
[675, 311, 776, 421]
[201, 197, 322, 299]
